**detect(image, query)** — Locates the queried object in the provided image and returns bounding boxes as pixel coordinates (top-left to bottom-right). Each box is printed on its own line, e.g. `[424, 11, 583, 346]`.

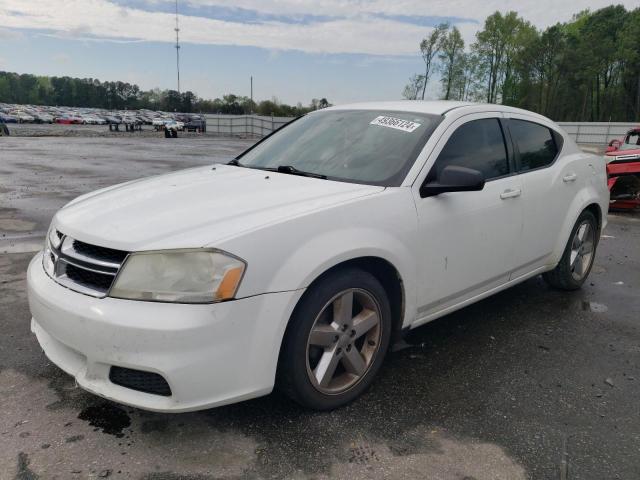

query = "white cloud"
[0, 26, 24, 39]
[0, 0, 638, 56]
[0, 0, 430, 55]
[51, 52, 71, 64]
[178, 0, 637, 30]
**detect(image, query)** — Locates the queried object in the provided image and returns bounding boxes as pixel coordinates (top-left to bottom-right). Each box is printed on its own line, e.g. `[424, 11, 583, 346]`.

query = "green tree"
[419, 23, 449, 100]
[472, 11, 533, 103]
[619, 8, 640, 120]
[439, 26, 465, 100]
[402, 74, 425, 100]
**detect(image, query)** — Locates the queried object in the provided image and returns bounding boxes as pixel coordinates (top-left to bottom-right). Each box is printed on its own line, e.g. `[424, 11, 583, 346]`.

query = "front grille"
[73, 239, 128, 264]
[44, 230, 129, 297]
[109, 366, 172, 396]
[65, 263, 115, 291]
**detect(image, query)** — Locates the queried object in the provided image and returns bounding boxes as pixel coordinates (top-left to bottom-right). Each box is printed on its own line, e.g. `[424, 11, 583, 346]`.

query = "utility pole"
[175, 0, 181, 94]
[250, 76, 253, 114]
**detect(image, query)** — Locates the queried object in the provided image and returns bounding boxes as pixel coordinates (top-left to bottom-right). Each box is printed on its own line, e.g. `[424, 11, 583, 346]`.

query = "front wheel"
[278, 268, 392, 410]
[543, 210, 598, 290]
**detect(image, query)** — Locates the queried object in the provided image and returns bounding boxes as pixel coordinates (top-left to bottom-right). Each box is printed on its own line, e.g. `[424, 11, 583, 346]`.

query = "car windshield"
[620, 132, 640, 150]
[235, 110, 441, 186]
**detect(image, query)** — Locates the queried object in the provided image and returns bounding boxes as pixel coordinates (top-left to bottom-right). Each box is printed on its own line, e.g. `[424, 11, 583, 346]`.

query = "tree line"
[0, 71, 330, 116]
[403, 5, 640, 122]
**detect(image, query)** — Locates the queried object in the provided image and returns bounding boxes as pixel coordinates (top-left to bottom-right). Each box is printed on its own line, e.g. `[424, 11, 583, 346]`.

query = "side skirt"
[409, 265, 551, 331]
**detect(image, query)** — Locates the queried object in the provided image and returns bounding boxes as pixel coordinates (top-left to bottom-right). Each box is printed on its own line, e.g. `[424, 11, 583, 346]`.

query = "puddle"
[78, 403, 131, 438]
[2, 369, 256, 478]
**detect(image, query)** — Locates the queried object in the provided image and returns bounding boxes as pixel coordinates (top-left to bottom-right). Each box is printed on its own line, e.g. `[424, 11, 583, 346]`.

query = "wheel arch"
[583, 202, 603, 236]
[552, 190, 606, 264]
[281, 256, 406, 352]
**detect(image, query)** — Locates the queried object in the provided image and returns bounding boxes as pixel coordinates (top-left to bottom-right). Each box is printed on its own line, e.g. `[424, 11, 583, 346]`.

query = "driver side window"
[433, 118, 509, 181]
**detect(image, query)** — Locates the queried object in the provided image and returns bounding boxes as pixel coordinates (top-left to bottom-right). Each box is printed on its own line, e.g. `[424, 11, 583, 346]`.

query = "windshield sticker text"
[370, 116, 421, 133]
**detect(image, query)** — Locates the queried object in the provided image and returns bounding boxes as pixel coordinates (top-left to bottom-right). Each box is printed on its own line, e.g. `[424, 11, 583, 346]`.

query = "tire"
[164, 129, 171, 138]
[278, 267, 392, 410]
[543, 210, 598, 290]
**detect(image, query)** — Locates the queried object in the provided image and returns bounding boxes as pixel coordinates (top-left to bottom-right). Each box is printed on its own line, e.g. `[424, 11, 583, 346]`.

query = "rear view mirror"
[420, 165, 485, 197]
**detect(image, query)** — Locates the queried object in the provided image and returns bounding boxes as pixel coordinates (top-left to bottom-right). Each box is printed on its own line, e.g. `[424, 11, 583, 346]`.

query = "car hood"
[54, 164, 384, 251]
[606, 148, 640, 159]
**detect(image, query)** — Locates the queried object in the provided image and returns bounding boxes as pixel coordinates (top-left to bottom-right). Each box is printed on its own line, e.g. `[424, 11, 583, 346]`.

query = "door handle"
[563, 173, 577, 182]
[500, 188, 522, 199]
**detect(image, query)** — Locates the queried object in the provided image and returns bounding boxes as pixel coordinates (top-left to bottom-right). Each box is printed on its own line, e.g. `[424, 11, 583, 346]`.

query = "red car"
[55, 117, 74, 124]
[55, 115, 83, 124]
[605, 127, 640, 210]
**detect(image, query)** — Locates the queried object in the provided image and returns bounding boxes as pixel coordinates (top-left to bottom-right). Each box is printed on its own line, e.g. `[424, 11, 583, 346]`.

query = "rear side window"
[434, 118, 509, 180]
[510, 120, 558, 171]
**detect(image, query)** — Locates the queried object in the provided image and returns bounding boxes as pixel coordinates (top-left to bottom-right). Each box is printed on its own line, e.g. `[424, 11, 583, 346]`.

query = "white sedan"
[27, 101, 609, 411]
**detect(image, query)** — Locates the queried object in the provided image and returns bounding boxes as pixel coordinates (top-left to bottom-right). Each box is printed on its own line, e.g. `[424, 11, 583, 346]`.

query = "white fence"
[203, 114, 292, 137]
[557, 122, 638, 145]
[202, 115, 637, 145]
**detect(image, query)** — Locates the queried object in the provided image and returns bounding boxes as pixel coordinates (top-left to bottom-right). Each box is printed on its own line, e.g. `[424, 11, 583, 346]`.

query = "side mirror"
[420, 165, 485, 198]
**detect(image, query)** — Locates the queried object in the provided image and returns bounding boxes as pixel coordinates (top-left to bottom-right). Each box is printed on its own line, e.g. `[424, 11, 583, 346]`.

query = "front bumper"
[607, 160, 640, 211]
[27, 252, 303, 412]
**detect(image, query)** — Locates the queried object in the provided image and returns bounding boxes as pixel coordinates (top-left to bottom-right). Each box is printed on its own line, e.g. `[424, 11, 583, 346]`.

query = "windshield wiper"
[227, 161, 327, 179]
[273, 165, 327, 179]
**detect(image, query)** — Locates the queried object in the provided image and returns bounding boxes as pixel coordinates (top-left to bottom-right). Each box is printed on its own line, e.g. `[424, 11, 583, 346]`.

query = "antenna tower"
[175, 0, 181, 93]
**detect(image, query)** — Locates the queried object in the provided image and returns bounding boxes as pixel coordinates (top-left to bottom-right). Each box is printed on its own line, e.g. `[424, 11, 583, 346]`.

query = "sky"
[0, 0, 637, 105]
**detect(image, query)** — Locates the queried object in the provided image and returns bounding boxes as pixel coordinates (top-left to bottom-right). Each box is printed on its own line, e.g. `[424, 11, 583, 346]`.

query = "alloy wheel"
[305, 288, 382, 395]
[570, 221, 596, 281]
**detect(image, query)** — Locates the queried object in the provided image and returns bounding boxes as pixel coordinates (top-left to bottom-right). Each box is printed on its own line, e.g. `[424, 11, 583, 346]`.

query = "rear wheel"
[278, 268, 391, 410]
[543, 210, 598, 290]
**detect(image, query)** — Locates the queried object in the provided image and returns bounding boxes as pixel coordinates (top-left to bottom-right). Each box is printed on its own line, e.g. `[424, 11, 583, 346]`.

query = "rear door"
[412, 114, 523, 323]
[504, 116, 575, 278]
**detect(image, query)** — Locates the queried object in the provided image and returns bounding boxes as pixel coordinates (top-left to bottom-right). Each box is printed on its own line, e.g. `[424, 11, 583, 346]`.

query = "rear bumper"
[27, 252, 303, 412]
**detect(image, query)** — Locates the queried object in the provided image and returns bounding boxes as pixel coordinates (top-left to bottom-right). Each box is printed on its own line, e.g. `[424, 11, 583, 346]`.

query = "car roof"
[327, 100, 474, 115]
[325, 100, 551, 120]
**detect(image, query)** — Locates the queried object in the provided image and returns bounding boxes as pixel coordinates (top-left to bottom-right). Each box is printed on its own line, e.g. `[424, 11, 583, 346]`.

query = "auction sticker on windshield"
[370, 116, 422, 133]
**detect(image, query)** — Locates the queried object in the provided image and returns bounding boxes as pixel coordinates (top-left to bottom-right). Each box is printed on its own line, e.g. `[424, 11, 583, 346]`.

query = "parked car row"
[154, 114, 207, 132]
[0, 103, 206, 129]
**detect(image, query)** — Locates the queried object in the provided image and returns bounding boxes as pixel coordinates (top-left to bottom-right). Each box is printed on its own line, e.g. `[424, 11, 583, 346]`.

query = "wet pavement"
[1, 136, 640, 479]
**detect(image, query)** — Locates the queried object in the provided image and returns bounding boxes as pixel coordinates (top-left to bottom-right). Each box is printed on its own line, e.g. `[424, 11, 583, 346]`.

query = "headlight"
[47, 226, 62, 249]
[43, 226, 62, 276]
[109, 249, 246, 304]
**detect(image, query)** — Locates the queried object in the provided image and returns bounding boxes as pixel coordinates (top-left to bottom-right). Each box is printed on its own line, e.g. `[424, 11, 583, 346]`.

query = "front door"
[412, 114, 523, 324]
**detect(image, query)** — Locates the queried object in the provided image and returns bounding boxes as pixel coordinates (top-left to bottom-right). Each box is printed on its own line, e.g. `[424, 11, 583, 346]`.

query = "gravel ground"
[1, 134, 639, 479]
